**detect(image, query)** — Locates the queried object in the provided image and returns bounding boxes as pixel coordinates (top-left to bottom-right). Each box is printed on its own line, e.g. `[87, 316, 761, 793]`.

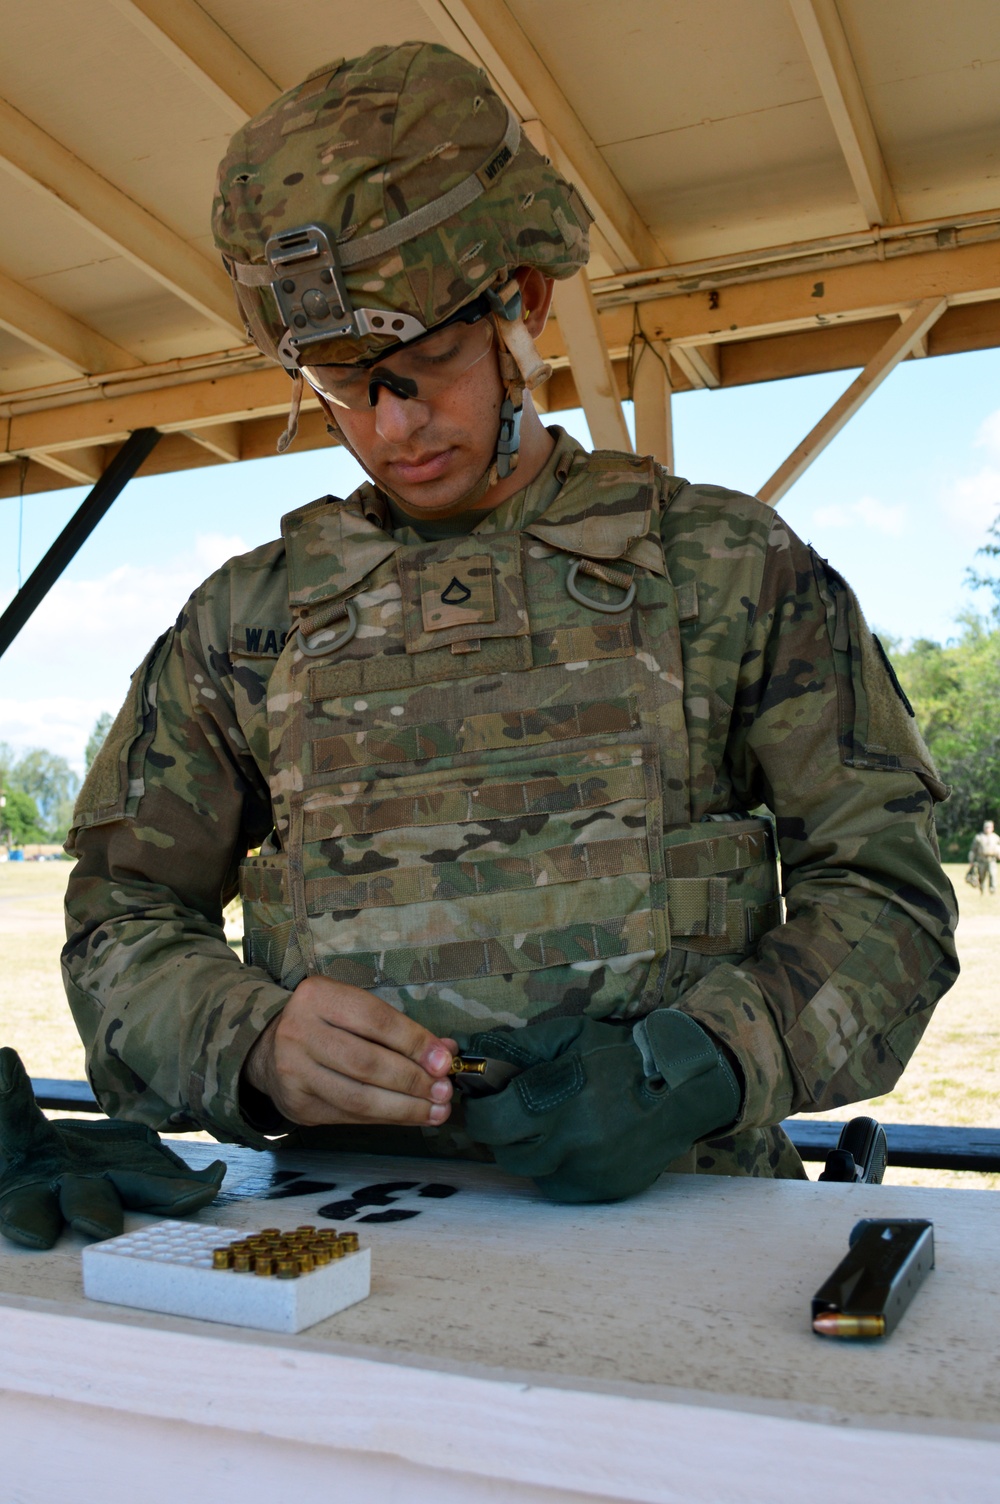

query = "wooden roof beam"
[758, 297, 946, 505]
[787, 0, 900, 227]
[2, 365, 304, 457]
[0, 95, 244, 338]
[535, 238, 1000, 359]
[108, 0, 280, 124]
[0, 267, 140, 374]
[418, 0, 661, 272]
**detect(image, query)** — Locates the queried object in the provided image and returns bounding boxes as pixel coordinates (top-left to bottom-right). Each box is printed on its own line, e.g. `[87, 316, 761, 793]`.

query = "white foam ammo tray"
[82, 1221, 371, 1334]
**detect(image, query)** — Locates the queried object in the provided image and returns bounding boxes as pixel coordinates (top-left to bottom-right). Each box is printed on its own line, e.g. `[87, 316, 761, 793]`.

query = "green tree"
[892, 613, 1000, 857]
[8, 748, 78, 842]
[966, 513, 1000, 621]
[85, 712, 113, 773]
[1, 788, 49, 846]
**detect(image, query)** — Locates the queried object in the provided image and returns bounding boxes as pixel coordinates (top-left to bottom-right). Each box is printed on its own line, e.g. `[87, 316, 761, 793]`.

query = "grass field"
[1, 860, 996, 1188]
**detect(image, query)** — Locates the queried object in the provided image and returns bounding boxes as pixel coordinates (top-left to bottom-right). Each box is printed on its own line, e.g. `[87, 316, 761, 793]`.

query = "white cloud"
[975, 407, 1000, 458]
[0, 697, 107, 773]
[931, 406, 1000, 543]
[947, 466, 1000, 538]
[811, 495, 907, 537]
[0, 532, 251, 772]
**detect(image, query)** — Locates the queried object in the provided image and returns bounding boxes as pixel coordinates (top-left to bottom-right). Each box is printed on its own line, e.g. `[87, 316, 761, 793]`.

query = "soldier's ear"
[513, 267, 555, 338]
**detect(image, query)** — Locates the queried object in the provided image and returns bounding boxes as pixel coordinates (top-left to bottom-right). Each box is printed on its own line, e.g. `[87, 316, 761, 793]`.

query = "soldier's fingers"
[275, 1057, 452, 1128]
[299, 1024, 453, 1105]
[289, 976, 454, 1074]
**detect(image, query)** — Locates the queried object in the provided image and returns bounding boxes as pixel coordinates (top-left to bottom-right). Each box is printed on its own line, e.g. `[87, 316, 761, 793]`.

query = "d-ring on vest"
[239, 450, 782, 1039]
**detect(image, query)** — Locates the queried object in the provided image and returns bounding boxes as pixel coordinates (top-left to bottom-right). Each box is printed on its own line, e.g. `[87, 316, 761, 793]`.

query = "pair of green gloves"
[0, 1008, 741, 1243]
[0, 1047, 225, 1249]
[460, 1009, 743, 1203]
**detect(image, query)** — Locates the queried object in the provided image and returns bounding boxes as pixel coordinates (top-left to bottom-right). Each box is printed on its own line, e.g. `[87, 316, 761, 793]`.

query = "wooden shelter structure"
[1, 0, 999, 639]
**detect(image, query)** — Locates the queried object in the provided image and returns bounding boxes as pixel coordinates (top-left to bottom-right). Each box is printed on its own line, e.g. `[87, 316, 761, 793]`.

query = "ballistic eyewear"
[301, 295, 496, 410]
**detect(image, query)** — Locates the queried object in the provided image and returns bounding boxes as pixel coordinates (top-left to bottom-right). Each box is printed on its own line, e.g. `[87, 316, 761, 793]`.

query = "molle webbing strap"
[663, 820, 781, 955]
[222, 111, 521, 286]
[304, 836, 650, 910]
[302, 762, 645, 841]
[292, 910, 655, 991]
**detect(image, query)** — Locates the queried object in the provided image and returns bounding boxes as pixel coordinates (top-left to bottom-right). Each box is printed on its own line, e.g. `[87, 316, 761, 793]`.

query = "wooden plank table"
[2, 1142, 997, 1503]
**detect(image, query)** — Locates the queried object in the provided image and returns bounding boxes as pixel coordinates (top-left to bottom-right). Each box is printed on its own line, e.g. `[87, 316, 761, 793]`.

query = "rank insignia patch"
[419, 554, 496, 632]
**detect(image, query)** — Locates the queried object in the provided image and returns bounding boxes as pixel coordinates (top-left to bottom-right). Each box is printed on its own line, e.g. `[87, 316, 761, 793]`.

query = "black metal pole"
[0, 428, 161, 660]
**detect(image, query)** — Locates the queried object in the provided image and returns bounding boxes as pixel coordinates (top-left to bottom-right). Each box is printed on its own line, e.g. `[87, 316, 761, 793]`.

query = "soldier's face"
[333, 332, 507, 512]
[331, 267, 554, 514]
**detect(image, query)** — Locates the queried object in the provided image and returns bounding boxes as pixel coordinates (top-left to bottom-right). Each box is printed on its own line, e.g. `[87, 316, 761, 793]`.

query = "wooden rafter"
[758, 297, 947, 505]
[184, 421, 242, 462]
[0, 94, 243, 337]
[0, 267, 140, 374]
[108, 0, 280, 123]
[30, 446, 105, 485]
[417, 0, 661, 272]
[787, 0, 900, 227]
[668, 344, 721, 391]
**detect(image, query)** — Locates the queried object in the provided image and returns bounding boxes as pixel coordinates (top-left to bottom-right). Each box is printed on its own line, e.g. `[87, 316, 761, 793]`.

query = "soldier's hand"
[243, 975, 456, 1128]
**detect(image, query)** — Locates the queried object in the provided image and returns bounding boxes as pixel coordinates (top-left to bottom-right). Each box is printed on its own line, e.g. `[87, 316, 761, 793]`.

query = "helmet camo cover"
[212, 41, 593, 365]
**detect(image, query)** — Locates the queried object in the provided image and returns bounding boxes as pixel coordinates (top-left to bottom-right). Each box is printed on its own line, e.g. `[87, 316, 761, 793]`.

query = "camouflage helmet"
[212, 41, 593, 371]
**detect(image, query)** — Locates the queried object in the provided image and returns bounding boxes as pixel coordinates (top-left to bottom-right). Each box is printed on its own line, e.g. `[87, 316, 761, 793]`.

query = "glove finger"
[59, 1173, 124, 1241]
[105, 1164, 225, 1216]
[0, 1184, 64, 1249]
[0, 1047, 65, 1161]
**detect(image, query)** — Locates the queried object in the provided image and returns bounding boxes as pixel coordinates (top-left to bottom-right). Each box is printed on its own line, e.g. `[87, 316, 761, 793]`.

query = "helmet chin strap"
[316, 286, 552, 521]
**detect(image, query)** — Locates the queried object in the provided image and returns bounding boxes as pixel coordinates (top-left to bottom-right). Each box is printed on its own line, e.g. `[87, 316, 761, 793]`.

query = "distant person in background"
[967, 820, 1000, 894]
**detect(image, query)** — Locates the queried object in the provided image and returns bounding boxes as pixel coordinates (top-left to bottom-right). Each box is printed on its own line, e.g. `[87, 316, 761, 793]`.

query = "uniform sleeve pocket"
[69, 631, 172, 833]
[813, 553, 948, 801]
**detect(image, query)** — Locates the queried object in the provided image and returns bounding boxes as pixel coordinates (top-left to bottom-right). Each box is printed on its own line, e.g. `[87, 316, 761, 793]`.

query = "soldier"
[62, 43, 958, 1203]
[968, 819, 1000, 894]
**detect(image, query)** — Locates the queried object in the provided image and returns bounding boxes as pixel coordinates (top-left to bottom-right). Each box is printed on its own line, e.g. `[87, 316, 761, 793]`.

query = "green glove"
[0, 1047, 226, 1249]
[462, 1011, 742, 1204]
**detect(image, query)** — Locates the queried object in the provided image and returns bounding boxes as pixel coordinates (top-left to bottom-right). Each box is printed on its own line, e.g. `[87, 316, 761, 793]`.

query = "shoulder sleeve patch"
[68, 631, 172, 836]
[812, 551, 948, 801]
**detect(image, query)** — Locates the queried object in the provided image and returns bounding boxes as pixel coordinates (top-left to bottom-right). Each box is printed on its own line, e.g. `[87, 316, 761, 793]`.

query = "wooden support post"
[758, 297, 947, 505]
[550, 271, 632, 453]
[632, 340, 674, 470]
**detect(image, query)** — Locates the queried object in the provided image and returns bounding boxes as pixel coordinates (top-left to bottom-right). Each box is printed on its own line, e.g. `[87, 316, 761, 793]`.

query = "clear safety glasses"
[301, 299, 496, 411]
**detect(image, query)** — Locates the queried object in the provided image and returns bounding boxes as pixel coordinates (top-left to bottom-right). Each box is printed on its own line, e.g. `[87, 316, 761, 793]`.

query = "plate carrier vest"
[238, 449, 782, 1040]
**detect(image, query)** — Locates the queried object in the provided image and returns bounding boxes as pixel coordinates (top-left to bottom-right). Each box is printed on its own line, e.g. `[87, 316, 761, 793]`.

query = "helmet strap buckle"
[495, 395, 522, 480]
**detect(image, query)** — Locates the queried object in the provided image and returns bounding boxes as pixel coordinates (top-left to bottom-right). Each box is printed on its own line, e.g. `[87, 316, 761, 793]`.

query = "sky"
[2, 344, 999, 776]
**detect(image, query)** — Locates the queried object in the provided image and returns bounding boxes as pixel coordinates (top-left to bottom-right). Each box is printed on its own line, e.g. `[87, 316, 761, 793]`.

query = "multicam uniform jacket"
[63, 428, 958, 1176]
